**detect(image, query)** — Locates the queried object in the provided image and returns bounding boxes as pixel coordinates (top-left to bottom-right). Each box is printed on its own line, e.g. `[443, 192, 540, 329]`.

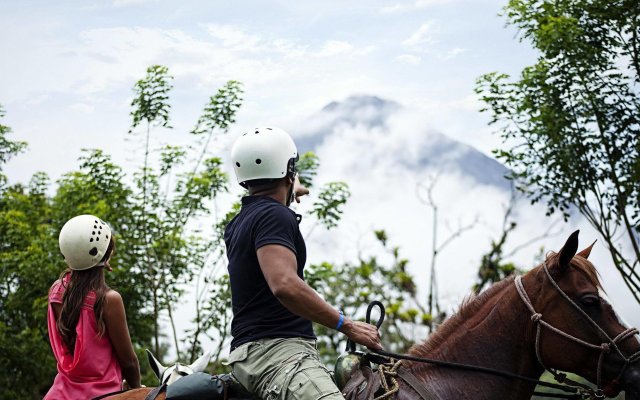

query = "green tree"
[0, 176, 58, 399]
[307, 231, 427, 365]
[473, 189, 559, 293]
[0, 105, 26, 191]
[126, 66, 243, 360]
[0, 69, 245, 395]
[476, 0, 640, 301]
[0, 106, 56, 399]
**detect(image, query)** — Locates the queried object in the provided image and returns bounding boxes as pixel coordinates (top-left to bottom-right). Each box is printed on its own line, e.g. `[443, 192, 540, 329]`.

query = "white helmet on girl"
[231, 127, 298, 187]
[59, 215, 113, 270]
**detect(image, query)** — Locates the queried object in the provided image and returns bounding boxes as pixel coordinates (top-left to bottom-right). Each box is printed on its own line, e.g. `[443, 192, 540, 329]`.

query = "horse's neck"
[407, 278, 544, 400]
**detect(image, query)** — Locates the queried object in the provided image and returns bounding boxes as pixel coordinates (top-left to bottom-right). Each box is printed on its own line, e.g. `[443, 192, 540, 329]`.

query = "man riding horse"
[223, 126, 382, 399]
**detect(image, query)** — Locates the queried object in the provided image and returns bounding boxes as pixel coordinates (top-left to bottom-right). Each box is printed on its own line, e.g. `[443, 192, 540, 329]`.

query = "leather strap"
[396, 366, 437, 400]
[144, 383, 167, 400]
[91, 389, 129, 400]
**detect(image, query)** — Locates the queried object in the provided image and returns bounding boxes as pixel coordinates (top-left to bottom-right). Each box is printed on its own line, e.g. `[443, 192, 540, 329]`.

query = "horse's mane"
[570, 254, 603, 291]
[409, 252, 602, 358]
[409, 276, 516, 358]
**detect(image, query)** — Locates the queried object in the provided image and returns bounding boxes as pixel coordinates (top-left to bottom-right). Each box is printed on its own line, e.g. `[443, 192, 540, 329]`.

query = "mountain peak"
[296, 95, 401, 151]
[296, 94, 510, 191]
[321, 95, 401, 113]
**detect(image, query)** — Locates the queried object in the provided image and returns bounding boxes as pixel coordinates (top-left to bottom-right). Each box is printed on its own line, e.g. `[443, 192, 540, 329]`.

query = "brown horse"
[390, 230, 640, 399]
[107, 231, 640, 399]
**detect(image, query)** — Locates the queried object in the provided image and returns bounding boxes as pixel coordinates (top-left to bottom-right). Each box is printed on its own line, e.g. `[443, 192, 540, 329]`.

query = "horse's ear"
[576, 240, 597, 259]
[146, 349, 167, 381]
[189, 350, 214, 373]
[556, 230, 580, 274]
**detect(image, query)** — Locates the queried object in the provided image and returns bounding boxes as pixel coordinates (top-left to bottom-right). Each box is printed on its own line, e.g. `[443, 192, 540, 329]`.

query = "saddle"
[143, 372, 253, 400]
[341, 364, 382, 400]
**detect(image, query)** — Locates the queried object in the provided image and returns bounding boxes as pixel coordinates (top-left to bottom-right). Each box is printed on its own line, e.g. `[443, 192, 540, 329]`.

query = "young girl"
[45, 215, 141, 399]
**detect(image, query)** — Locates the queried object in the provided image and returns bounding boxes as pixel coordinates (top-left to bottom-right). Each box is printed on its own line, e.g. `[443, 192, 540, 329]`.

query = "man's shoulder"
[246, 197, 296, 222]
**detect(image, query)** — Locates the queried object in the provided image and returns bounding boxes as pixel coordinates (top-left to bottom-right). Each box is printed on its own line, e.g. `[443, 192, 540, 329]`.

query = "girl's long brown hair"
[56, 237, 115, 355]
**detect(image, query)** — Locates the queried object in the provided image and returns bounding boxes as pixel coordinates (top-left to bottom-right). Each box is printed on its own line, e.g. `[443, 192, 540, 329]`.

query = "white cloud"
[394, 54, 422, 64]
[380, 0, 454, 14]
[315, 40, 355, 57]
[313, 40, 375, 58]
[63, 26, 379, 98]
[402, 22, 437, 52]
[24, 94, 50, 106]
[441, 47, 466, 60]
[112, 0, 158, 6]
[69, 103, 95, 113]
[400, 24, 466, 60]
[205, 24, 262, 52]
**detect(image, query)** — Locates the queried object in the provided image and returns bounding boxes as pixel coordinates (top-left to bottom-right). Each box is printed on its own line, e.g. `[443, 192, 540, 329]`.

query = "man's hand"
[293, 175, 309, 203]
[341, 319, 383, 350]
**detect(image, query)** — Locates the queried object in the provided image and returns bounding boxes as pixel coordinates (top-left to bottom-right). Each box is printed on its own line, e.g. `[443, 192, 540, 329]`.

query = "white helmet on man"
[59, 214, 113, 270]
[231, 126, 298, 187]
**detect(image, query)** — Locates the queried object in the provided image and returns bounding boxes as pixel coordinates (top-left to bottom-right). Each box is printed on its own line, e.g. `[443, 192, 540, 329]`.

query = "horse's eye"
[580, 295, 600, 307]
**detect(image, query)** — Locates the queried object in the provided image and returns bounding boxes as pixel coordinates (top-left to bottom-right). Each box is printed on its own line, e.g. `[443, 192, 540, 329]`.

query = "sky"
[1, 0, 538, 185]
[2, 0, 639, 357]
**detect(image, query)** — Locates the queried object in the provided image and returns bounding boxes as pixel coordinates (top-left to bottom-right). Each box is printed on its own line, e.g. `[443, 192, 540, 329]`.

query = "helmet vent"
[266, 127, 272, 130]
[254, 130, 259, 134]
[90, 238, 94, 242]
[89, 247, 98, 256]
[255, 159, 262, 164]
[236, 162, 241, 167]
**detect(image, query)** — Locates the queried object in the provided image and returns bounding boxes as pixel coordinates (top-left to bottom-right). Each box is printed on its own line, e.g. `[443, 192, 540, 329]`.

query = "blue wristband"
[335, 310, 344, 330]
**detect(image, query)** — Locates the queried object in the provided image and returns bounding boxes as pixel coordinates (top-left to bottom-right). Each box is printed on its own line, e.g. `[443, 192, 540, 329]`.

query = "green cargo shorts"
[225, 337, 344, 400]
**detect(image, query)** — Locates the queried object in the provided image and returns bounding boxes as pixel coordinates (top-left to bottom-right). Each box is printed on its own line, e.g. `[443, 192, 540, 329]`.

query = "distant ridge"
[296, 95, 511, 190]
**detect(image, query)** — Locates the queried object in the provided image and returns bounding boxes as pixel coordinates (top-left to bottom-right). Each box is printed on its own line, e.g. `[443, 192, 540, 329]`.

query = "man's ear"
[556, 230, 580, 275]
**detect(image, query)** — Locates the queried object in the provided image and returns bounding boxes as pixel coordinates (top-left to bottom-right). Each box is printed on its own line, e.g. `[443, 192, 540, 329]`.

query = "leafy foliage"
[311, 182, 351, 229]
[191, 80, 243, 135]
[307, 231, 427, 365]
[0, 176, 58, 399]
[473, 220, 522, 293]
[129, 65, 173, 133]
[0, 105, 27, 191]
[476, 0, 640, 301]
[297, 151, 320, 188]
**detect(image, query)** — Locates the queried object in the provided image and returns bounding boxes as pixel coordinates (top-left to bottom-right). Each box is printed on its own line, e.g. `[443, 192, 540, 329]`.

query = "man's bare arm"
[257, 244, 381, 349]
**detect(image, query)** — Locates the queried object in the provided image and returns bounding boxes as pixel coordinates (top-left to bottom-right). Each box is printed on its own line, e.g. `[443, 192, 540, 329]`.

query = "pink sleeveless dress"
[45, 277, 122, 400]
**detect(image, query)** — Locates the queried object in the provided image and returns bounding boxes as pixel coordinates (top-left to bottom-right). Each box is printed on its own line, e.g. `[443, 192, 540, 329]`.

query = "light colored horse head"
[146, 349, 214, 385]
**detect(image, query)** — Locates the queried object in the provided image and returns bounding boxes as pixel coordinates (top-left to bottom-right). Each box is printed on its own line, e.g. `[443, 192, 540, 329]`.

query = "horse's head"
[146, 349, 214, 385]
[522, 230, 640, 398]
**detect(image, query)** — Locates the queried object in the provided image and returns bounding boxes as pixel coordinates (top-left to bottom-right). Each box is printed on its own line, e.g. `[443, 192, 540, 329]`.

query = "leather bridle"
[515, 262, 640, 398]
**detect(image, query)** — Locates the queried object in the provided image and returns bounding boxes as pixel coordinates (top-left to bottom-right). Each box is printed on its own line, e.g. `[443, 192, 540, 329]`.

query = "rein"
[361, 303, 587, 399]
[368, 348, 586, 399]
[362, 262, 640, 400]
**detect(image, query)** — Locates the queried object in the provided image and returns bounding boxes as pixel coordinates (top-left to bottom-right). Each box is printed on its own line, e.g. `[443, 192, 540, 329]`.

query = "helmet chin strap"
[286, 177, 295, 207]
[285, 162, 297, 207]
